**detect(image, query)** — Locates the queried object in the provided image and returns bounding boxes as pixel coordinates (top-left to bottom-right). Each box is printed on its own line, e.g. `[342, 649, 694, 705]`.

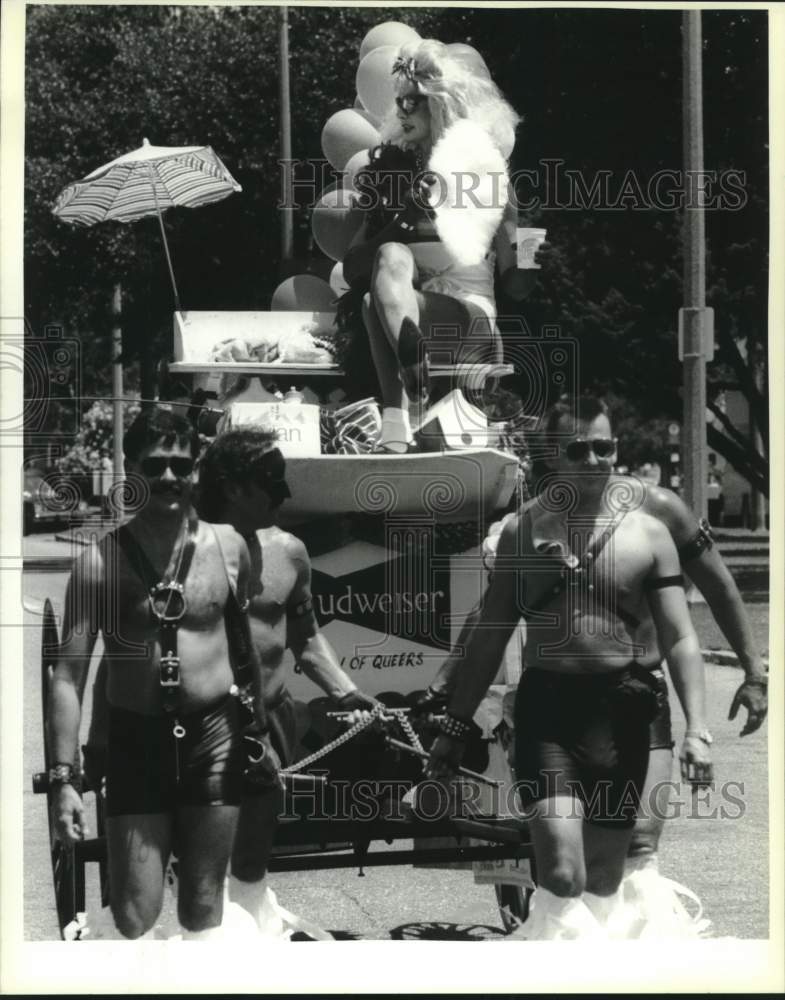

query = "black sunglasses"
[140, 456, 195, 478]
[395, 93, 428, 115]
[564, 438, 617, 462]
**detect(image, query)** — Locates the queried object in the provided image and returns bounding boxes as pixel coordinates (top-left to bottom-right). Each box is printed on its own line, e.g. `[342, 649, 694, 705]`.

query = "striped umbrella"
[53, 138, 242, 312]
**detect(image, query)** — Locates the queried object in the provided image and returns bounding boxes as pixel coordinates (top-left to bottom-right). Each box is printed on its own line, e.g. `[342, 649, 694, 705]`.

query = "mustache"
[151, 482, 185, 496]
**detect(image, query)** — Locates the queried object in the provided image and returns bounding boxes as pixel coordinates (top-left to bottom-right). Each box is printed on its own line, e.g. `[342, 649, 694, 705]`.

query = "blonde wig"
[380, 38, 520, 160]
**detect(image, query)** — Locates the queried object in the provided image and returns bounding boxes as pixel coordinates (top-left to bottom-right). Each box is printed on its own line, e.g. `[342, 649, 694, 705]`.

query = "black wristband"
[49, 762, 76, 787]
[439, 712, 473, 741]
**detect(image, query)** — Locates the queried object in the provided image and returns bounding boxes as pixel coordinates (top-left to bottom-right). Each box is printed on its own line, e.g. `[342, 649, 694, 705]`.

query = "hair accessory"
[392, 55, 419, 82]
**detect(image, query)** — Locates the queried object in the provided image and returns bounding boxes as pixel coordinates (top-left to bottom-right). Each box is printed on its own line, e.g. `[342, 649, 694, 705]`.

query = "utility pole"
[279, 5, 294, 265]
[679, 10, 713, 524]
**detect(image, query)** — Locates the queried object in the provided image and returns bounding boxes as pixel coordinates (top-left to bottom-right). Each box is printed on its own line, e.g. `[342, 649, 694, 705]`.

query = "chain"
[280, 703, 426, 776]
[397, 711, 424, 754]
[280, 702, 387, 775]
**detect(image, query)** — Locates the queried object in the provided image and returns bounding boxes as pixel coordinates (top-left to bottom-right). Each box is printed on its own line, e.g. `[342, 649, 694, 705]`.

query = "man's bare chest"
[246, 543, 298, 625]
[103, 540, 230, 636]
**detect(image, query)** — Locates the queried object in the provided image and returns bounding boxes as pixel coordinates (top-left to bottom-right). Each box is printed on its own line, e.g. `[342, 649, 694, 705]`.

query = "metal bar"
[385, 736, 502, 787]
[681, 10, 707, 521]
[268, 844, 533, 873]
[147, 163, 183, 315]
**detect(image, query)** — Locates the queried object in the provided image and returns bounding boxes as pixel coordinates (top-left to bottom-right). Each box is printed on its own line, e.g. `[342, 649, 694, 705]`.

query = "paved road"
[22, 569, 769, 941]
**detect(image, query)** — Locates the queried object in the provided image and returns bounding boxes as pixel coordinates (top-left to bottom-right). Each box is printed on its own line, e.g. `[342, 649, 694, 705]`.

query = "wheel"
[40, 599, 82, 938]
[495, 882, 534, 933]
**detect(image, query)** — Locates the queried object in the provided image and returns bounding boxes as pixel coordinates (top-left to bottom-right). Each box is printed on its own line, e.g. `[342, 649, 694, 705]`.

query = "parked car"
[22, 469, 97, 535]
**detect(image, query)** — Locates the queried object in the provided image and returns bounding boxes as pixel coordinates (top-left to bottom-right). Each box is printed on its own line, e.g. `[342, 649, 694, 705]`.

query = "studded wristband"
[439, 712, 473, 741]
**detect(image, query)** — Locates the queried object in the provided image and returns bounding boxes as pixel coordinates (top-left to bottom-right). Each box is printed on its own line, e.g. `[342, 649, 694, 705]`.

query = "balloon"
[311, 188, 365, 262]
[356, 45, 399, 122]
[329, 261, 350, 297]
[321, 109, 380, 172]
[359, 21, 420, 61]
[271, 275, 335, 312]
[343, 148, 372, 191]
[355, 106, 382, 129]
[446, 42, 490, 79]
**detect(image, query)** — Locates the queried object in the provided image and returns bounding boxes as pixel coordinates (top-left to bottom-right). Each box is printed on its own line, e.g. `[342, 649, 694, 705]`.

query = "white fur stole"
[427, 119, 509, 268]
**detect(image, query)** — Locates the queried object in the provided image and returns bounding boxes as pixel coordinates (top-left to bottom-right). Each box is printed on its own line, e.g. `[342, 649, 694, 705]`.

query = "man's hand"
[424, 734, 466, 781]
[52, 784, 88, 845]
[728, 677, 768, 736]
[679, 735, 713, 788]
[244, 731, 283, 790]
[410, 687, 449, 723]
[499, 241, 552, 301]
[333, 689, 382, 726]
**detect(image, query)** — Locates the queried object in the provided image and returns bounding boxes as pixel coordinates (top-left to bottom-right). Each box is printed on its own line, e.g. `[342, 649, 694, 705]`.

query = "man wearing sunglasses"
[197, 427, 380, 937]
[48, 407, 275, 940]
[420, 393, 766, 934]
[425, 395, 712, 939]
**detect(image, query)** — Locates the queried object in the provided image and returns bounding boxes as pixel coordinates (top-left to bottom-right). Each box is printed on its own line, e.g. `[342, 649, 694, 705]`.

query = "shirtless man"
[196, 427, 379, 934]
[425, 395, 712, 938]
[49, 408, 274, 939]
[417, 397, 766, 927]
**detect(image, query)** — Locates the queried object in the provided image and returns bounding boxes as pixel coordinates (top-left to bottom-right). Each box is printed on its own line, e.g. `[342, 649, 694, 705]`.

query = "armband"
[287, 597, 314, 619]
[644, 574, 685, 592]
[677, 518, 715, 563]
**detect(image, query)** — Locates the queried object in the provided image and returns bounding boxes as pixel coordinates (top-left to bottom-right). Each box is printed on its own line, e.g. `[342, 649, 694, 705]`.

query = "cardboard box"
[415, 389, 490, 451]
[219, 401, 322, 457]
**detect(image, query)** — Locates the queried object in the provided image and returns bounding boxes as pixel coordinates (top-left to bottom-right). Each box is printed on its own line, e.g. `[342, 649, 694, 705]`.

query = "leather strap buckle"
[160, 653, 181, 688]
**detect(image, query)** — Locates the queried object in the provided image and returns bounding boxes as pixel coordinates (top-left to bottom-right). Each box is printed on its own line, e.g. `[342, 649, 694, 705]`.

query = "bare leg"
[528, 796, 586, 897]
[106, 813, 172, 939]
[369, 242, 421, 359]
[583, 822, 635, 896]
[175, 803, 239, 932]
[628, 747, 673, 861]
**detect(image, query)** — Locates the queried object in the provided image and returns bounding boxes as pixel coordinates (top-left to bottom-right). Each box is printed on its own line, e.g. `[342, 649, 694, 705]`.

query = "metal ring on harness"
[245, 737, 267, 765]
[150, 582, 187, 622]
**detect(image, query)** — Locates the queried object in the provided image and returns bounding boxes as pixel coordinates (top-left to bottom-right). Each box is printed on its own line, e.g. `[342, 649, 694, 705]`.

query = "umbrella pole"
[148, 163, 184, 315]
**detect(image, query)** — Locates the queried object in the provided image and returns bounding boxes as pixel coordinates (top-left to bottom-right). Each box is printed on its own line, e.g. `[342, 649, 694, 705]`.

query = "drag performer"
[425, 395, 712, 939]
[342, 38, 521, 452]
[48, 408, 277, 940]
[197, 428, 380, 937]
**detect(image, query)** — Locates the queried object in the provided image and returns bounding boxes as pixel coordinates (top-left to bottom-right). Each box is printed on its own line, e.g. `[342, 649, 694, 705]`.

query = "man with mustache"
[418, 396, 766, 934]
[197, 427, 380, 937]
[425, 395, 713, 938]
[48, 407, 275, 939]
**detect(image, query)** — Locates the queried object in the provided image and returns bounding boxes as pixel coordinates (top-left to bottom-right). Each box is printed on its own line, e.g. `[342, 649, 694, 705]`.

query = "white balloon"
[356, 45, 399, 122]
[329, 261, 350, 296]
[321, 109, 380, 172]
[359, 21, 420, 61]
[446, 42, 490, 79]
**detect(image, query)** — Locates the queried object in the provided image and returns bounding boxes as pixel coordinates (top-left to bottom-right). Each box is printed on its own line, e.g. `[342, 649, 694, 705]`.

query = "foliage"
[55, 399, 140, 476]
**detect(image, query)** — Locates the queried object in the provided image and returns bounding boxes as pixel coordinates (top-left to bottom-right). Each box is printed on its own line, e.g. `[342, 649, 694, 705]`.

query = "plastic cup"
[515, 227, 547, 269]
